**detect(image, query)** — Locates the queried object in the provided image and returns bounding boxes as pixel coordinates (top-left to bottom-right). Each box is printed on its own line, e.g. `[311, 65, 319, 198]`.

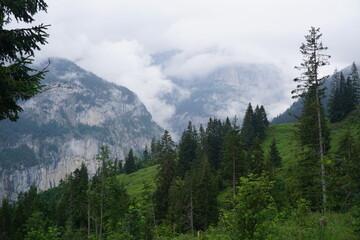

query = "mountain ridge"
[0, 58, 163, 199]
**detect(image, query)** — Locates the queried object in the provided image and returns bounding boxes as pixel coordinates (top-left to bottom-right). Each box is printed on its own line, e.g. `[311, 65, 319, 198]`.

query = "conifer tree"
[329, 69, 343, 122]
[292, 27, 330, 208]
[253, 105, 266, 141]
[178, 122, 198, 177]
[0, 198, 13, 239]
[333, 130, 360, 208]
[143, 145, 150, 162]
[65, 163, 89, 230]
[260, 105, 269, 127]
[206, 118, 224, 170]
[124, 149, 137, 174]
[349, 62, 360, 104]
[241, 103, 256, 149]
[0, 0, 50, 121]
[266, 138, 282, 171]
[222, 119, 242, 195]
[193, 157, 218, 230]
[154, 130, 177, 222]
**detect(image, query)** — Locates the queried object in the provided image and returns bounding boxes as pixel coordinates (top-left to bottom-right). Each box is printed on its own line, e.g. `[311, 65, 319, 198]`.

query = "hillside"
[271, 62, 360, 125]
[0, 58, 163, 200]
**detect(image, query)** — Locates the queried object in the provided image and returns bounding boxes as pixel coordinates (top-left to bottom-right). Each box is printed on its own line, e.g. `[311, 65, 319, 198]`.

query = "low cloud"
[76, 40, 181, 131]
[27, 0, 360, 130]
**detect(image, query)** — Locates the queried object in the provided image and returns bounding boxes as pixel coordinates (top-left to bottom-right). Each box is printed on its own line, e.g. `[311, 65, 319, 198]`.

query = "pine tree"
[154, 130, 177, 222]
[178, 122, 198, 177]
[266, 138, 282, 171]
[193, 157, 218, 230]
[206, 118, 225, 170]
[260, 105, 269, 127]
[334, 130, 360, 208]
[349, 62, 360, 104]
[65, 163, 89, 230]
[249, 138, 265, 175]
[0, 198, 13, 240]
[241, 103, 256, 149]
[296, 87, 330, 208]
[222, 119, 242, 195]
[253, 105, 266, 141]
[292, 27, 330, 209]
[143, 145, 150, 162]
[0, 0, 50, 121]
[345, 73, 356, 115]
[124, 149, 137, 174]
[329, 69, 344, 122]
[167, 177, 187, 232]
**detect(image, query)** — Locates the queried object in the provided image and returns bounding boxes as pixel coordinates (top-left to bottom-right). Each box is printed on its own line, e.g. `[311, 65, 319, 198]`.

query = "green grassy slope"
[118, 107, 360, 202]
[117, 164, 159, 199]
[264, 105, 360, 166]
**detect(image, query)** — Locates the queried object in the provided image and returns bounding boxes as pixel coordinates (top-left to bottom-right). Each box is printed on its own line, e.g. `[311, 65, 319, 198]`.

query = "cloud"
[75, 40, 181, 131]
[25, 0, 360, 129]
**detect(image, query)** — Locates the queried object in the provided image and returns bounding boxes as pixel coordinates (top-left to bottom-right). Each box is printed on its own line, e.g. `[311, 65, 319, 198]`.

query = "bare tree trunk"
[315, 79, 327, 211]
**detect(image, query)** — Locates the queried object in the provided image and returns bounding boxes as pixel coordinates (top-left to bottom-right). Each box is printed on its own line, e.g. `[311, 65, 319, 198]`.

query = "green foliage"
[193, 157, 218, 230]
[24, 212, 61, 240]
[0, 0, 49, 121]
[265, 138, 282, 171]
[268, 211, 356, 240]
[124, 149, 137, 174]
[154, 130, 177, 221]
[206, 118, 225, 169]
[241, 103, 256, 148]
[178, 122, 198, 177]
[222, 119, 242, 194]
[63, 163, 89, 229]
[328, 66, 359, 123]
[117, 165, 158, 198]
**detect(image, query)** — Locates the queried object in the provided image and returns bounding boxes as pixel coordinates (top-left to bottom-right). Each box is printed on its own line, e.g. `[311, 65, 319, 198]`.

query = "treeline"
[0, 104, 275, 239]
[272, 61, 359, 125]
[328, 62, 359, 123]
[0, 100, 360, 239]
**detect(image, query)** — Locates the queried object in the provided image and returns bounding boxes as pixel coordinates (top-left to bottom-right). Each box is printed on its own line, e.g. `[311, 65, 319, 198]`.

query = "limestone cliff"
[0, 58, 163, 200]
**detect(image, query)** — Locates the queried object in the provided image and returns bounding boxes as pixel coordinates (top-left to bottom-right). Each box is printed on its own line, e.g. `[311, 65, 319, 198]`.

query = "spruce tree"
[260, 105, 269, 127]
[241, 103, 256, 149]
[193, 157, 218, 230]
[0, 198, 13, 239]
[206, 118, 224, 170]
[349, 62, 360, 104]
[292, 27, 330, 209]
[178, 122, 198, 177]
[329, 69, 344, 122]
[0, 0, 50, 121]
[253, 105, 266, 141]
[334, 130, 360, 208]
[154, 130, 177, 222]
[266, 138, 282, 171]
[65, 163, 89, 230]
[222, 119, 242, 195]
[124, 149, 137, 174]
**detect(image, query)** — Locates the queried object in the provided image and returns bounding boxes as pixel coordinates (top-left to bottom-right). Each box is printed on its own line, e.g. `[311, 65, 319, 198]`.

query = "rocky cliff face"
[164, 63, 287, 135]
[0, 58, 163, 200]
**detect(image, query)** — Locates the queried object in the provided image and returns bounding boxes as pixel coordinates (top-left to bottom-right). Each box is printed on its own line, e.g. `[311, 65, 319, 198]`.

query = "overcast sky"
[25, 0, 360, 129]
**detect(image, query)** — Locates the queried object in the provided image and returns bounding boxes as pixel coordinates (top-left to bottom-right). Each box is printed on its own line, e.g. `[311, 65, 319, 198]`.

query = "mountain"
[271, 63, 360, 125]
[0, 58, 163, 200]
[154, 52, 288, 136]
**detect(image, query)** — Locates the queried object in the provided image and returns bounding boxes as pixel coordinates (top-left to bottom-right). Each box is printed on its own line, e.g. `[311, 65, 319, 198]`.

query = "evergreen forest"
[1, 98, 360, 239]
[0, 1, 360, 239]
